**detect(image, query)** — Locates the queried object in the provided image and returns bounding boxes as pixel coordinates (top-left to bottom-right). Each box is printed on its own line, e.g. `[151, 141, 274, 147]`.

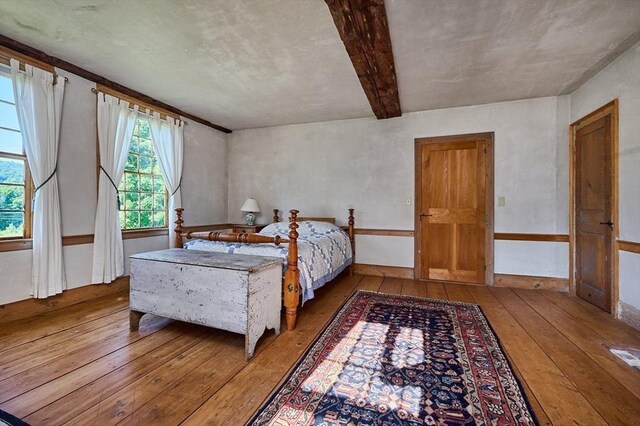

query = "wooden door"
[575, 114, 613, 312]
[415, 133, 493, 284]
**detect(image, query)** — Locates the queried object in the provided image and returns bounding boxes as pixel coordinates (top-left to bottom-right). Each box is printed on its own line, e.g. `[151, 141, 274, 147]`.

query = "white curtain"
[10, 59, 66, 299]
[91, 93, 138, 283]
[148, 111, 184, 247]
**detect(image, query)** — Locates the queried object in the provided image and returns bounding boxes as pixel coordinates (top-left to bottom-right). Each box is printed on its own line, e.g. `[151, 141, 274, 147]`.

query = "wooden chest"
[129, 248, 282, 360]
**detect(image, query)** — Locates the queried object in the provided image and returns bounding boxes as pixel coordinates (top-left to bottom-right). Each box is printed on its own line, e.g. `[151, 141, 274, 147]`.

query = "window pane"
[119, 210, 125, 228]
[138, 119, 151, 139]
[154, 193, 165, 211]
[152, 157, 162, 175]
[140, 192, 153, 210]
[125, 211, 139, 229]
[152, 176, 164, 193]
[0, 184, 25, 210]
[0, 102, 20, 130]
[125, 191, 139, 210]
[0, 157, 25, 184]
[153, 211, 166, 228]
[138, 138, 153, 156]
[0, 128, 23, 154]
[130, 137, 139, 154]
[140, 211, 152, 228]
[125, 154, 138, 172]
[0, 74, 14, 103]
[139, 174, 152, 192]
[0, 211, 23, 237]
[125, 172, 139, 191]
[139, 155, 152, 174]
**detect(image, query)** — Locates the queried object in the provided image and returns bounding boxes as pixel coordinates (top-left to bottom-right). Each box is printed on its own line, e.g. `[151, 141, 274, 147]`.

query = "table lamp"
[240, 198, 261, 225]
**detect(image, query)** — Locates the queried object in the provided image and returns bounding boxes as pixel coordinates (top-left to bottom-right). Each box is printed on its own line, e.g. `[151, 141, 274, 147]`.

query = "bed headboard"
[272, 209, 335, 224]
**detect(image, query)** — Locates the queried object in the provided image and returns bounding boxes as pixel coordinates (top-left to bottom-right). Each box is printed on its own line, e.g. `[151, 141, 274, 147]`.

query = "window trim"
[0, 67, 33, 241]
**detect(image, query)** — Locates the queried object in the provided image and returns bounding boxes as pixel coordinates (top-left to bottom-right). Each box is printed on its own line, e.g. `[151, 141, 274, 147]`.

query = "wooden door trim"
[569, 100, 619, 316]
[414, 132, 495, 285]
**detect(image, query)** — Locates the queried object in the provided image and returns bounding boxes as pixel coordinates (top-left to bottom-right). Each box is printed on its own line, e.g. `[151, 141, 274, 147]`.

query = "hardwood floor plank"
[355, 275, 383, 292]
[515, 289, 640, 400]
[400, 279, 427, 297]
[0, 314, 169, 403]
[443, 283, 476, 303]
[0, 308, 126, 366]
[0, 310, 129, 381]
[24, 329, 207, 425]
[62, 333, 230, 426]
[426, 282, 448, 300]
[492, 287, 640, 425]
[540, 290, 640, 343]
[2, 322, 196, 420]
[181, 274, 363, 425]
[467, 286, 606, 425]
[0, 295, 128, 351]
[378, 277, 403, 294]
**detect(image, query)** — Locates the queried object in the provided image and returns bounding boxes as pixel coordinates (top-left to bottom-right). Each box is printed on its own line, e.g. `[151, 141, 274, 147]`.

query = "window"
[0, 66, 32, 239]
[118, 117, 167, 230]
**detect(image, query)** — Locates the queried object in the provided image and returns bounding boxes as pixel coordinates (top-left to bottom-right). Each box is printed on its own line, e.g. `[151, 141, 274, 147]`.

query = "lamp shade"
[240, 198, 261, 212]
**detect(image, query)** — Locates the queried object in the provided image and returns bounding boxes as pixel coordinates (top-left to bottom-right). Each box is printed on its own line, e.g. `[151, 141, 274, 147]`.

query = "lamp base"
[245, 212, 256, 226]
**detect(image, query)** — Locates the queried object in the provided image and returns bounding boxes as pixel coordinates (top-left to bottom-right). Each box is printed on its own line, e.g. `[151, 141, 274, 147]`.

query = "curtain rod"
[90, 87, 187, 125]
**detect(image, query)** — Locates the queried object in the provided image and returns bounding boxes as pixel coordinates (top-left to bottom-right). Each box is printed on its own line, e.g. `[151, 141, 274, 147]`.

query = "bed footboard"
[174, 208, 301, 331]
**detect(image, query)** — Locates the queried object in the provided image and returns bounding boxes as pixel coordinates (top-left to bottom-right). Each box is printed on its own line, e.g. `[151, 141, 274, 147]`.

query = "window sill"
[0, 229, 169, 253]
[122, 228, 169, 240]
[0, 238, 33, 252]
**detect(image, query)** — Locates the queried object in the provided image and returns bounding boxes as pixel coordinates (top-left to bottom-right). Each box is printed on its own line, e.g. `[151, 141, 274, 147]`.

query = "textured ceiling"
[0, 0, 638, 131]
[386, 0, 640, 113]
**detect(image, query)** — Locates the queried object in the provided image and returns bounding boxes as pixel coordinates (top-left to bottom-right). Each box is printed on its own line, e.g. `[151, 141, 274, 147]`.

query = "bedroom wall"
[228, 96, 571, 279]
[570, 42, 640, 311]
[0, 68, 229, 305]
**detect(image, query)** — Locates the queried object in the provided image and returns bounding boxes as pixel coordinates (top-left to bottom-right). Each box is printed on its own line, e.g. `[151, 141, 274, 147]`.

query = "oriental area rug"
[248, 290, 537, 425]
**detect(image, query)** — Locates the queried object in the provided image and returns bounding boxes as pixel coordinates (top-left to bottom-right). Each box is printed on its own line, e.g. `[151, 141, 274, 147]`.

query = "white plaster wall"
[570, 42, 640, 309]
[229, 96, 570, 277]
[180, 118, 229, 226]
[0, 70, 229, 305]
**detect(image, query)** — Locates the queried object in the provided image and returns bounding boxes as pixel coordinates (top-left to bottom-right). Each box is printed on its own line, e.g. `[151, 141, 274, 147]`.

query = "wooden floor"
[1, 274, 640, 425]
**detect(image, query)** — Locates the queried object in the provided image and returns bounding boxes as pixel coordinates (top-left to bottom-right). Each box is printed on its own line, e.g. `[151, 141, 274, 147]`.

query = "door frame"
[569, 99, 619, 316]
[414, 132, 495, 285]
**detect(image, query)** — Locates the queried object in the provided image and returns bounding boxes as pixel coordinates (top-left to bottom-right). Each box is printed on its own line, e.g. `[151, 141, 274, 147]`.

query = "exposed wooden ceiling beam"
[0, 35, 232, 134]
[325, 0, 401, 119]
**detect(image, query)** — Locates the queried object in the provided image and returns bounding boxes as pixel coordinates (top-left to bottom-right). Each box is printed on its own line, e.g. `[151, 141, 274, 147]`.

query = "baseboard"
[618, 301, 640, 331]
[494, 273, 569, 292]
[353, 263, 414, 279]
[0, 276, 130, 324]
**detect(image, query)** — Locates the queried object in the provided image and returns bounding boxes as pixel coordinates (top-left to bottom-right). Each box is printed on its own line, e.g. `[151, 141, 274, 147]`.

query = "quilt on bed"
[183, 221, 352, 303]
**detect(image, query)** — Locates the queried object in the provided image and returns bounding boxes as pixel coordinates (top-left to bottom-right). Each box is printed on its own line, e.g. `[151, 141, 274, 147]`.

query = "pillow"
[260, 220, 343, 237]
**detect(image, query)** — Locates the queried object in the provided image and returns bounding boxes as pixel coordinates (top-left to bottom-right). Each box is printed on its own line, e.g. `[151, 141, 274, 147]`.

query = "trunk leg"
[130, 310, 144, 331]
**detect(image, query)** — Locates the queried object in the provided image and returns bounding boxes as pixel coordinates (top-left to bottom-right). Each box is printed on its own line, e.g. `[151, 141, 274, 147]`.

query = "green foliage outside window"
[119, 118, 167, 230]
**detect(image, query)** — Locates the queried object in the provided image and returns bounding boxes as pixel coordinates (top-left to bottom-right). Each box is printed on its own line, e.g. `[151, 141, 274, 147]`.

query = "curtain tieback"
[171, 176, 182, 197]
[33, 165, 58, 201]
[100, 166, 121, 210]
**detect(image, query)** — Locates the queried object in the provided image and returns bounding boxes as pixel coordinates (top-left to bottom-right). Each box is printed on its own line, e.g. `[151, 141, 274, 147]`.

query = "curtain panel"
[91, 93, 138, 283]
[10, 59, 66, 299]
[148, 111, 184, 247]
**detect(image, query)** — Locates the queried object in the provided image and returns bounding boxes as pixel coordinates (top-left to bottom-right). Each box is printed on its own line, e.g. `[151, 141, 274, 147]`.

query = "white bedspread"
[183, 221, 352, 303]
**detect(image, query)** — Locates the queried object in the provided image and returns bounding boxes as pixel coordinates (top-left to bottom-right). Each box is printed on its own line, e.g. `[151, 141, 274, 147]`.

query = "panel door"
[575, 116, 613, 312]
[417, 138, 488, 284]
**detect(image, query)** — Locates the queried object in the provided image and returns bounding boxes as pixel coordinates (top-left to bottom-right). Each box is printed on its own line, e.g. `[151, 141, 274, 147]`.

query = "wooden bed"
[173, 208, 355, 331]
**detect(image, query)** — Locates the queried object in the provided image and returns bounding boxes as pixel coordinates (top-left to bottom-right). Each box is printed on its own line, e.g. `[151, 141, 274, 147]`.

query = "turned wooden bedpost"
[284, 209, 300, 331]
[174, 208, 184, 248]
[348, 208, 355, 276]
[273, 209, 280, 223]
